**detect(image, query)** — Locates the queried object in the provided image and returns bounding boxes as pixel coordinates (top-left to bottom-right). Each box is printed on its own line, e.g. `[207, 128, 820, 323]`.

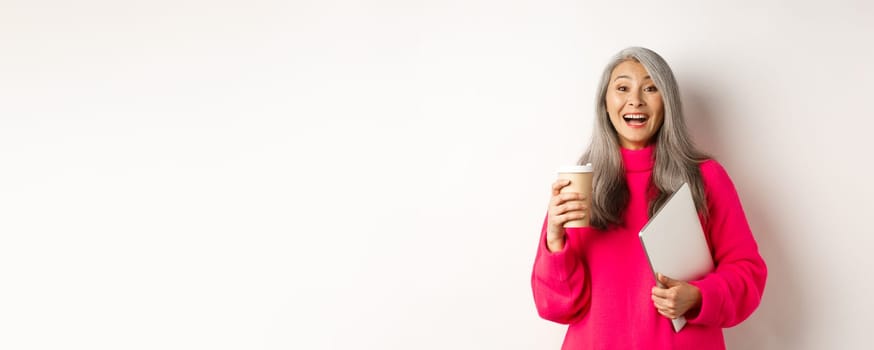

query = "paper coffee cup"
[557, 163, 593, 228]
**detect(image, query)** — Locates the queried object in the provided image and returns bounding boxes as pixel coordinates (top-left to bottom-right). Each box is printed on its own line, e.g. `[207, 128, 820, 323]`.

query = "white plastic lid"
[557, 163, 593, 173]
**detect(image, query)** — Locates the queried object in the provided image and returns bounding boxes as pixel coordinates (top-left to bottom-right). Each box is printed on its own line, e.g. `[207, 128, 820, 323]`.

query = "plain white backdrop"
[1, 0, 872, 349]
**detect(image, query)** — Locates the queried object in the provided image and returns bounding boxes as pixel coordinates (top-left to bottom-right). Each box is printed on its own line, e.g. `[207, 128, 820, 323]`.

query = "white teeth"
[623, 114, 647, 120]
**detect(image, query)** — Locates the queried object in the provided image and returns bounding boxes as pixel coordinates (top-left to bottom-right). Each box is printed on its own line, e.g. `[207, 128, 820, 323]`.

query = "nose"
[627, 90, 645, 107]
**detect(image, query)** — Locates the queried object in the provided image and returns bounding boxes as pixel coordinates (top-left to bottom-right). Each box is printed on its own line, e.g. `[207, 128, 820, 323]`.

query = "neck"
[620, 140, 651, 150]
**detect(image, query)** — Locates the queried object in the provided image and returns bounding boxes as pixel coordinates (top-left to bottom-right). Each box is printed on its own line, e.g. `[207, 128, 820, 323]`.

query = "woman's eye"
[644, 86, 658, 92]
[617, 86, 627, 92]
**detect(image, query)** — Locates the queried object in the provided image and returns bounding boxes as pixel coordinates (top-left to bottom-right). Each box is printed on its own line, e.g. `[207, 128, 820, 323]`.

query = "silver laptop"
[639, 182, 714, 332]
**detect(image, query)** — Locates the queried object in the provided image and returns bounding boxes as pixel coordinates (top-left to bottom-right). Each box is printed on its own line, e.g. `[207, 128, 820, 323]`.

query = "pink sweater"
[531, 145, 767, 349]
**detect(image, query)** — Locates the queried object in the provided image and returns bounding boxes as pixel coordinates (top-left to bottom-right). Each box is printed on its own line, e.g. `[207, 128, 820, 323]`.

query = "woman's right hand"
[546, 179, 588, 252]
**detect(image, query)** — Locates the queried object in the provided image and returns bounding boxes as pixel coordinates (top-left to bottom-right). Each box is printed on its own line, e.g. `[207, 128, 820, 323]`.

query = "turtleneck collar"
[620, 144, 655, 173]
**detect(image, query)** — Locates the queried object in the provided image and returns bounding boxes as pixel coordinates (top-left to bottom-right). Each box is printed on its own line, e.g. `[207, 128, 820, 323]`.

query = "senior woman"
[531, 47, 767, 349]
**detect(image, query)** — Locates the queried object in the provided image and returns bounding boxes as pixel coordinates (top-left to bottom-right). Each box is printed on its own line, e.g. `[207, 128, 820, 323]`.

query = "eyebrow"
[613, 75, 652, 82]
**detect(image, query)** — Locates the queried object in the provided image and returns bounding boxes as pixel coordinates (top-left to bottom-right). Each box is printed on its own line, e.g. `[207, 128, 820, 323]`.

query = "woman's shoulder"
[698, 158, 726, 178]
[697, 158, 737, 195]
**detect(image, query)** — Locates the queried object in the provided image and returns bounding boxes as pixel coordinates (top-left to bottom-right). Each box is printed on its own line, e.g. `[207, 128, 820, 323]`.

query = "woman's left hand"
[651, 273, 702, 319]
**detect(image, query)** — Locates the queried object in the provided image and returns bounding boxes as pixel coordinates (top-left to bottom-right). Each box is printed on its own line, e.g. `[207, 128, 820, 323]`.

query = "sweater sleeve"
[530, 214, 592, 324]
[686, 160, 768, 328]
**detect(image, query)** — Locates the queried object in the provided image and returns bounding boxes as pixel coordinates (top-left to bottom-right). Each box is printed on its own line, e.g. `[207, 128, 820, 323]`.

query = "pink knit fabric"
[531, 145, 767, 349]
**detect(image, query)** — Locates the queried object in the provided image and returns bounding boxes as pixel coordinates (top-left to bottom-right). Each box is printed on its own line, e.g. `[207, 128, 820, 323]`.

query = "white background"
[1, 0, 872, 349]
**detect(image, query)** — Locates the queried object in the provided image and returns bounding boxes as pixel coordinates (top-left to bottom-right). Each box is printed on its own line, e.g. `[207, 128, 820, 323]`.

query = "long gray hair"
[579, 47, 709, 230]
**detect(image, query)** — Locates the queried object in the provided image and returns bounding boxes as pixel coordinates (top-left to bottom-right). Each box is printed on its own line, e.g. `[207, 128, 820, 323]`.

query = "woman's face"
[605, 60, 665, 150]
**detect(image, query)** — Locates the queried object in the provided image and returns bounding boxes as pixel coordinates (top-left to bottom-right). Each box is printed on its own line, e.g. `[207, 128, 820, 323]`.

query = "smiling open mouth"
[623, 113, 648, 126]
